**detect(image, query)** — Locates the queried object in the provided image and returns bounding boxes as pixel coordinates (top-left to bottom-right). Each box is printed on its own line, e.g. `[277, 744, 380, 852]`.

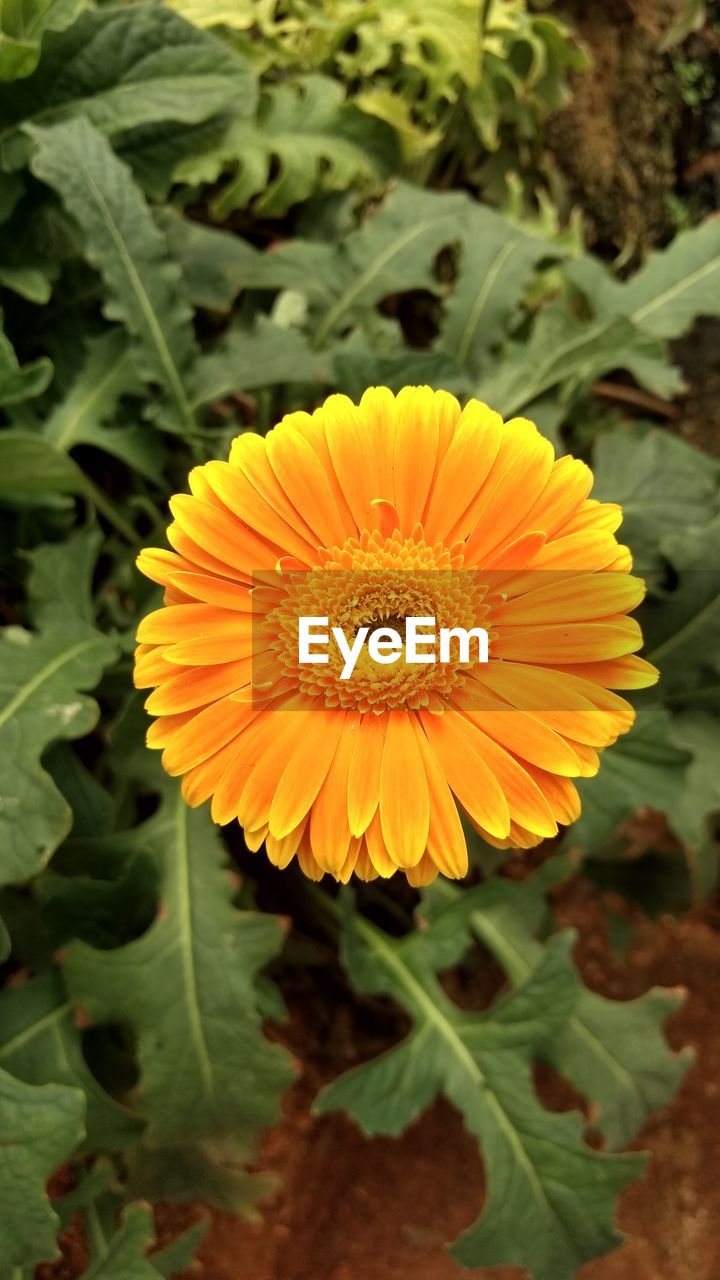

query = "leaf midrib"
[48, 347, 132, 451]
[0, 636, 97, 734]
[76, 158, 194, 432]
[173, 793, 216, 1107]
[631, 254, 720, 329]
[313, 210, 461, 346]
[472, 912, 643, 1115]
[357, 917, 552, 1220]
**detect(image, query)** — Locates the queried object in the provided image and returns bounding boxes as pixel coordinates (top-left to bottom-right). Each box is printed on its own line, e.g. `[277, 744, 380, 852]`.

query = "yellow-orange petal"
[379, 711, 430, 869]
[419, 708, 511, 840]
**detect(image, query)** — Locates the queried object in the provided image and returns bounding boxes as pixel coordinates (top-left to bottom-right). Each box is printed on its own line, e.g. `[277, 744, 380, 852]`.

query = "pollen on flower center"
[260, 526, 491, 713]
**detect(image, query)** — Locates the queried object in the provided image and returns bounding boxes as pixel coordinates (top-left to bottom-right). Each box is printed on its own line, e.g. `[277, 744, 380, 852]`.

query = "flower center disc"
[260, 529, 491, 712]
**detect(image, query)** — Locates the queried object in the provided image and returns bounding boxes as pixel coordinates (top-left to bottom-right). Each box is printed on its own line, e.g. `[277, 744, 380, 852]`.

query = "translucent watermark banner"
[242, 566, 715, 713]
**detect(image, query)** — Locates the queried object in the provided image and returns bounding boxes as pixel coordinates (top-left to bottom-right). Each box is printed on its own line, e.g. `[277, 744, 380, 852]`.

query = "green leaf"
[29, 119, 198, 435]
[0, 430, 85, 495]
[333, 348, 468, 402]
[83, 1204, 158, 1280]
[568, 218, 720, 340]
[317, 900, 644, 1280]
[478, 307, 684, 419]
[0, 1066, 85, 1269]
[240, 183, 468, 346]
[424, 858, 691, 1148]
[179, 74, 398, 219]
[0, 261, 52, 302]
[0, 969, 142, 1150]
[0, 0, 84, 83]
[669, 713, 720, 896]
[25, 525, 101, 624]
[592, 428, 719, 573]
[0, 599, 117, 886]
[125, 1139, 276, 1217]
[0, 312, 52, 405]
[149, 1218, 208, 1278]
[0, 432, 138, 540]
[64, 789, 294, 1148]
[644, 517, 720, 692]
[40, 330, 165, 483]
[571, 707, 692, 853]
[0, 3, 256, 170]
[42, 330, 140, 451]
[157, 209, 259, 312]
[191, 317, 333, 408]
[438, 206, 557, 375]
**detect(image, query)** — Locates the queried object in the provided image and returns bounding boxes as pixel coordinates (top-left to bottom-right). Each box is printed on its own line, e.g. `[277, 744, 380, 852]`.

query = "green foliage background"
[0, 0, 718, 1275]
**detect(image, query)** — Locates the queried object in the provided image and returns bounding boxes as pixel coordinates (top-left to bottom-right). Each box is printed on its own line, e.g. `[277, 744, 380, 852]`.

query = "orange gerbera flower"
[135, 386, 658, 885]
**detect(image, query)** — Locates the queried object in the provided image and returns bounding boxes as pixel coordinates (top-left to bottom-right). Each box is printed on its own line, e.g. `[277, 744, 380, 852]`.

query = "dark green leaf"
[0, 969, 142, 1150]
[158, 209, 259, 312]
[317, 901, 643, 1280]
[0, 0, 84, 83]
[0, 1066, 85, 1269]
[149, 1218, 209, 1278]
[30, 119, 198, 434]
[0, 314, 52, 404]
[571, 707, 691, 853]
[178, 74, 398, 219]
[83, 1203, 158, 1280]
[0, 3, 256, 170]
[64, 789, 294, 1147]
[439, 206, 557, 375]
[477, 307, 684, 418]
[592, 428, 719, 574]
[424, 860, 691, 1148]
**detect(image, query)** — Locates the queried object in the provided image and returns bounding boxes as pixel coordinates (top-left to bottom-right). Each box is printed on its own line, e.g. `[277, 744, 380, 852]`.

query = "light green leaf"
[30, 119, 198, 434]
[478, 306, 684, 418]
[0, 597, 117, 886]
[658, 0, 706, 50]
[0, 1066, 85, 1269]
[317, 901, 643, 1280]
[178, 74, 398, 219]
[0, 313, 52, 405]
[424, 859, 690, 1148]
[0, 0, 84, 83]
[568, 218, 720, 339]
[83, 1204, 158, 1280]
[64, 789, 294, 1148]
[0, 261, 51, 301]
[0, 430, 85, 495]
[571, 707, 691, 853]
[439, 206, 557, 375]
[0, 969, 142, 1150]
[0, 3, 256, 170]
[592, 428, 719, 573]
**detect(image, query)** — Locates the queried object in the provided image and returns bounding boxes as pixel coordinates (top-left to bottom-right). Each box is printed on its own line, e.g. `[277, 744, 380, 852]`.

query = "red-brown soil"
[142, 874, 720, 1280]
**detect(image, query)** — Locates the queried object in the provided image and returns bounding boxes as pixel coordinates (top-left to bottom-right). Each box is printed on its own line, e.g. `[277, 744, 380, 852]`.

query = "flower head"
[135, 386, 657, 885]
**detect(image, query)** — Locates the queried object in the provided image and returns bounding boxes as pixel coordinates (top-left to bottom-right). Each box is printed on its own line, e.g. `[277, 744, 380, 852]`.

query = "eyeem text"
[298, 616, 489, 680]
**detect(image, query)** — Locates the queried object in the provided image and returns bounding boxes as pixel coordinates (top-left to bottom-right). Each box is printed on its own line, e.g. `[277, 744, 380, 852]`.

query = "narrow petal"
[379, 711, 430, 869]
